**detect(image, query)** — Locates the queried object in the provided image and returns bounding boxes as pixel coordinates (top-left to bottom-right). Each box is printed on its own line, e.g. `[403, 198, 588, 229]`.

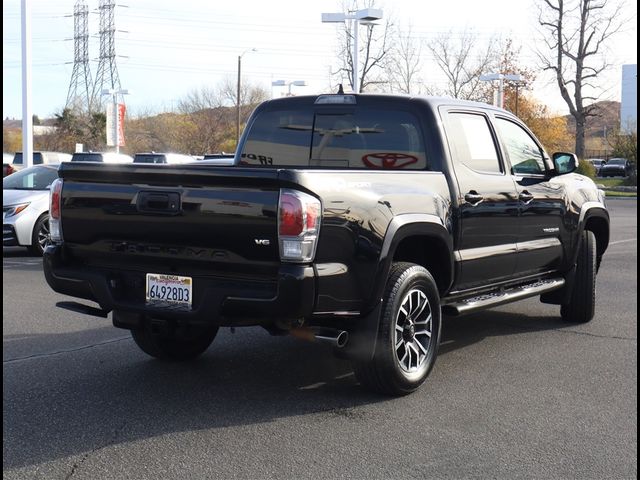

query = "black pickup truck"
[43, 94, 609, 395]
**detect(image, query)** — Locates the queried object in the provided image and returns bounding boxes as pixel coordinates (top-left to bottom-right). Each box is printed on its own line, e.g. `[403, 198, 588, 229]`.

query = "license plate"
[145, 273, 192, 309]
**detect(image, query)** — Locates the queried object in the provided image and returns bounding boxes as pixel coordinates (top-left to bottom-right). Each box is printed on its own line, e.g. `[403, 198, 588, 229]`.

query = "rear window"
[241, 108, 429, 170]
[71, 153, 103, 162]
[13, 153, 44, 165]
[3, 165, 58, 190]
[134, 154, 166, 164]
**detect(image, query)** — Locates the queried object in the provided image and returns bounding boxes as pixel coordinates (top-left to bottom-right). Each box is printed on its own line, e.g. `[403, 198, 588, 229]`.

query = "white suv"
[133, 152, 197, 164]
[71, 152, 134, 163]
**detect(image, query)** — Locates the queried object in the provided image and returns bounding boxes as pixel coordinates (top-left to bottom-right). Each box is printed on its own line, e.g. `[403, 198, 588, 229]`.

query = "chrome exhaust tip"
[290, 327, 349, 348]
[314, 328, 349, 348]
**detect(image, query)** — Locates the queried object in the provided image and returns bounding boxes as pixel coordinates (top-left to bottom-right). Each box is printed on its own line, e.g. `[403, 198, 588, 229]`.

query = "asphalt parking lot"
[3, 198, 637, 480]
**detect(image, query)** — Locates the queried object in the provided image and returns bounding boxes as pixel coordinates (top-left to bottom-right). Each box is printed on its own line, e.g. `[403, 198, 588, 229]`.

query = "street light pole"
[236, 48, 256, 147]
[479, 73, 522, 110]
[272, 80, 307, 97]
[236, 54, 241, 146]
[322, 8, 383, 94]
[352, 17, 359, 93]
[21, 0, 33, 168]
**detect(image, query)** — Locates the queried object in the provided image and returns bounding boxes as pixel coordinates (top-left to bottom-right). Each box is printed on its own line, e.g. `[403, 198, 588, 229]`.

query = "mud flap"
[540, 265, 577, 305]
[336, 300, 382, 361]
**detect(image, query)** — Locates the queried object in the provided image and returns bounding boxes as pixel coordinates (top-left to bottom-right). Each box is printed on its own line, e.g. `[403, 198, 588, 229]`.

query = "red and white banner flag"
[117, 103, 126, 146]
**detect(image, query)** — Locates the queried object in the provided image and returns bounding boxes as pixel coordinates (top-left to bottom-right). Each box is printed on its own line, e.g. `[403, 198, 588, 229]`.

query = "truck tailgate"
[58, 163, 282, 272]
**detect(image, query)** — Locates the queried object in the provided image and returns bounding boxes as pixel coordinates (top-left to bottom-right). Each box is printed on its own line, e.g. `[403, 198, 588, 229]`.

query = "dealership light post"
[479, 73, 523, 111]
[101, 88, 129, 153]
[271, 79, 307, 96]
[236, 48, 257, 146]
[21, 0, 33, 168]
[321, 8, 383, 94]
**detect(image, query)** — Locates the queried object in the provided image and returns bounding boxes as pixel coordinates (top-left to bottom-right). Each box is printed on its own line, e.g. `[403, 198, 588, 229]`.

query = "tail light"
[49, 178, 63, 242]
[278, 189, 321, 262]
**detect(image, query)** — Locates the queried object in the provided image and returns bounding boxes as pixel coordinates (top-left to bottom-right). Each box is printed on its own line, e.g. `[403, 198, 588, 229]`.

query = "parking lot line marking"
[3, 336, 131, 364]
[608, 238, 637, 246]
[3, 259, 42, 265]
[299, 382, 326, 390]
[3, 264, 43, 270]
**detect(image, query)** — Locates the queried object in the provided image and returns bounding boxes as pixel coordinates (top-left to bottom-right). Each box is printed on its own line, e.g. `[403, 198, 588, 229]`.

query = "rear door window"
[241, 108, 428, 170]
[447, 113, 502, 174]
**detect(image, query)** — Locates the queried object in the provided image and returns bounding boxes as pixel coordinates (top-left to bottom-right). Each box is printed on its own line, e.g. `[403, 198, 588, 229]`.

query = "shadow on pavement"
[2, 247, 36, 258]
[4, 309, 566, 470]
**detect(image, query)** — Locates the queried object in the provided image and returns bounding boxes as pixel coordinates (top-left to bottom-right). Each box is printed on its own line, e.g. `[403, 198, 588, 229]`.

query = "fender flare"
[573, 201, 609, 265]
[542, 202, 609, 306]
[373, 214, 454, 306]
[344, 214, 453, 361]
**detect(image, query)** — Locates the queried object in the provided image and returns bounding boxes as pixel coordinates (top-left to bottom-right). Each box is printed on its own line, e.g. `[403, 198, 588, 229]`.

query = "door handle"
[464, 191, 484, 205]
[519, 191, 534, 203]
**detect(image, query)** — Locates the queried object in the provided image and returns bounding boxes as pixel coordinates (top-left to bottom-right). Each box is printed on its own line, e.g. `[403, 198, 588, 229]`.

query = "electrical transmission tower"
[65, 0, 92, 113]
[92, 0, 122, 110]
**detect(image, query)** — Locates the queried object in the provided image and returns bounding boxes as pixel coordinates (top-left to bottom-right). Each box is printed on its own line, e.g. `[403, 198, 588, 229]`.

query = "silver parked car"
[599, 157, 633, 177]
[3, 164, 60, 255]
[586, 158, 606, 176]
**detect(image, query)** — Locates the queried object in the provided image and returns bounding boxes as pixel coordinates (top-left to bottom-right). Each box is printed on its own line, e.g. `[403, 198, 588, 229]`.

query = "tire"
[131, 324, 219, 361]
[353, 262, 441, 396]
[28, 213, 50, 256]
[561, 230, 596, 323]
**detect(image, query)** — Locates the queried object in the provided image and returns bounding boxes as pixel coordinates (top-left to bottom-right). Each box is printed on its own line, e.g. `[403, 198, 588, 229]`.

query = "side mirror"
[553, 152, 578, 175]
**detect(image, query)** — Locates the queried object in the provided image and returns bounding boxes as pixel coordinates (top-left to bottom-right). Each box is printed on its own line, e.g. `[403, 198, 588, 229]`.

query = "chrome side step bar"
[442, 278, 565, 316]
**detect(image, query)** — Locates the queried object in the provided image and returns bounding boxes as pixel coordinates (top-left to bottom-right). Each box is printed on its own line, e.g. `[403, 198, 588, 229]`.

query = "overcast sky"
[2, 0, 637, 119]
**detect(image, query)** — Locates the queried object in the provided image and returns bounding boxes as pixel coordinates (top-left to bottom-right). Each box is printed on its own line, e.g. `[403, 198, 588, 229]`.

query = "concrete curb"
[596, 184, 638, 193]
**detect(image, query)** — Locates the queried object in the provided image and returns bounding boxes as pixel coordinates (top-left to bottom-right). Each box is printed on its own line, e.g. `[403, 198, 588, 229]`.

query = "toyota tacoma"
[43, 94, 609, 395]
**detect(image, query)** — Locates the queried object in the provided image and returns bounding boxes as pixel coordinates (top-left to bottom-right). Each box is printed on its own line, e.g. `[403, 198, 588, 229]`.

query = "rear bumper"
[43, 244, 315, 326]
[600, 169, 625, 177]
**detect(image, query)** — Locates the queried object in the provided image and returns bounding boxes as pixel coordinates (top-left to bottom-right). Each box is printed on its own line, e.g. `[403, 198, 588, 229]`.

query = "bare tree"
[386, 25, 426, 94]
[168, 81, 269, 154]
[217, 77, 270, 110]
[537, 0, 624, 158]
[427, 30, 498, 101]
[177, 86, 224, 114]
[332, 0, 394, 92]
